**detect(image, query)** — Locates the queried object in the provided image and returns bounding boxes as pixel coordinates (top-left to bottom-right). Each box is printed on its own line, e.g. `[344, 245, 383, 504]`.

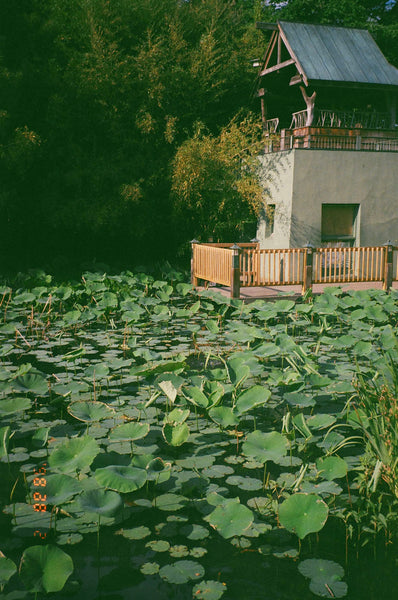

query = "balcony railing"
[290, 109, 391, 130]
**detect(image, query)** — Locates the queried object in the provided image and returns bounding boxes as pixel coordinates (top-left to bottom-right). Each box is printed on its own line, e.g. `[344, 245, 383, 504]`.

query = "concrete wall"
[257, 149, 398, 248]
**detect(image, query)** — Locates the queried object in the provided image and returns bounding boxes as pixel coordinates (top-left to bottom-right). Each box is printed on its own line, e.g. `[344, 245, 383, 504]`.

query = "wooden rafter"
[260, 58, 295, 77]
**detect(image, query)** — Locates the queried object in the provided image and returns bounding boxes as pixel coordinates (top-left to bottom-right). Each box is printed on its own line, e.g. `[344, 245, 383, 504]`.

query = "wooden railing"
[290, 109, 391, 130]
[191, 242, 397, 298]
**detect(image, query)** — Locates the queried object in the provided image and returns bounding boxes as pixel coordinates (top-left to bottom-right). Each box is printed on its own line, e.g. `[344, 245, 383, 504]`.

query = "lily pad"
[205, 498, 253, 539]
[67, 401, 114, 422]
[0, 554, 17, 587]
[95, 465, 147, 493]
[192, 580, 227, 600]
[76, 488, 123, 517]
[242, 431, 288, 463]
[279, 493, 328, 540]
[48, 436, 100, 473]
[19, 545, 73, 593]
[159, 560, 204, 584]
[109, 422, 150, 441]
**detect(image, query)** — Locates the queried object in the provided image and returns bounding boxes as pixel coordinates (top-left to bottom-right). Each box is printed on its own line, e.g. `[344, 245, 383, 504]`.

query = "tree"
[171, 115, 264, 242]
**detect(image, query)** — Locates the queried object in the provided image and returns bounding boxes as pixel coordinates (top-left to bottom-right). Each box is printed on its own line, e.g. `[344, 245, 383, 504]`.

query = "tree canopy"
[0, 0, 396, 271]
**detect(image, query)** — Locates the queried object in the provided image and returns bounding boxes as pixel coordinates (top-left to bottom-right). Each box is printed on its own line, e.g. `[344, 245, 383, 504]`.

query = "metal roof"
[279, 21, 398, 86]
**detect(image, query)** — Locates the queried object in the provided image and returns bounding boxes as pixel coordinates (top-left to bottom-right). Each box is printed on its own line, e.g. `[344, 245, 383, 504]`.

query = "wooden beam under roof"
[260, 58, 295, 77]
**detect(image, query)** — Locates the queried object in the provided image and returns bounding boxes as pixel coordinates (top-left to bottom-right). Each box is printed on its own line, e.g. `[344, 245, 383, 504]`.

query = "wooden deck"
[191, 242, 398, 299]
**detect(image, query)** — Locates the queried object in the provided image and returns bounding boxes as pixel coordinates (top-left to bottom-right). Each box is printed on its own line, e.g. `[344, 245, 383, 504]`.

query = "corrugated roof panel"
[279, 21, 398, 86]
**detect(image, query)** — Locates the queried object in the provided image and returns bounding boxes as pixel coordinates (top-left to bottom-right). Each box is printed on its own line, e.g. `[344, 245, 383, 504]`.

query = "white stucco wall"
[257, 149, 398, 248]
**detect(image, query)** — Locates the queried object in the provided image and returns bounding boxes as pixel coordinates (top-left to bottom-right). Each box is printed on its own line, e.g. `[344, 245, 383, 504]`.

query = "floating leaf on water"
[146, 540, 170, 552]
[159, 560, 204, 584]
[94, 465, 147, 493]
[140, 562, 160, 575]
[316, 456, 348, 481]
[56, 533, 83, 546]
[169, 545, 189, 557]
[48, 436, 100, 474]
[299, 559, 347, 598]
[19, 545, 73, 593]
[109, 422, 150, 442]
[242, 430, 288, 464]
[67, 401, 114, 423]
[279, 493, 328, 540]
[153, 493, 187, 511]
[306, 414, 336, 430]
[205, 497, 253, 539]
[225, 475, 263, 491]
[192, 580, 227, 600]
[181, 524, 209, 540]
[0, 397, 31, 415]
[13, 372, 48, 396]
[116, 526, 151, 540]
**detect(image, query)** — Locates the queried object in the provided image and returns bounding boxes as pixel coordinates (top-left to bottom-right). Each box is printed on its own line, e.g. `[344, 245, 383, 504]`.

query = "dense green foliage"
[1, 270, 398, 597]
[0, 1, 397, 271]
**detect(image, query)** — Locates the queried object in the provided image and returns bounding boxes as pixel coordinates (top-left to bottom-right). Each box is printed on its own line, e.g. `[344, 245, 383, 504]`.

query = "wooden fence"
[191, 242, 397, 298]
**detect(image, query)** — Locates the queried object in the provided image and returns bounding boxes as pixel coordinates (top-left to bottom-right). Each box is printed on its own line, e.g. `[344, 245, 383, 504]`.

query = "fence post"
[230, 244, 241, 299]
[302, 242, 314, 295]
[190, 239, 199, 287]
[383, 240, 394, 291]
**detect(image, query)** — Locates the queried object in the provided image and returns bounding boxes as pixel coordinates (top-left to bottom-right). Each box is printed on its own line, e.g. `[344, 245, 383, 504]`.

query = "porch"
[191, 241, 398, 299]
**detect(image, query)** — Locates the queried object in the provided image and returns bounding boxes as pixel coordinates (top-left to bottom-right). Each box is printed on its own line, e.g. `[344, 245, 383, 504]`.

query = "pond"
[0, 269, 398, 599]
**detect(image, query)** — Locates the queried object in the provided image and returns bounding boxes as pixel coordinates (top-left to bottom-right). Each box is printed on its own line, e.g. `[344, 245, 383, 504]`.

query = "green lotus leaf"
[109, 422, 150, 441]
[67, 401, 114, 422]
[184, 386, 208, 408]
[0, 554, 17, 587]
[94, 465, 147, 493]
[76, 488, 122, 517]
[0, 426, 11, 458]
[0, 397, 31, 415]
[208, 407, 239, 428]
[306, 414, 336, 430]
[165, 408, 190, 424]
[116, 526, 151, 540]
[205, 498, 253, 539]
[42, 474, 83, 505]
[159, 560, 204, 584]
[56, 533, 83, 546]
[146, 457, 172, 483]
[153, 493, 187, 511]
[242, 430, 288, 463]
[316, 456, 348, 481]
[48, 436, 100, 473]
[192, 580, 227, 600]
[19, 545, 73, 593]
[181, 524, 209, 540]
[140, 562, 160, 575]
[162, 422, 190, 446]
[279, 493, 329, 539]
[146, 540, 170, 552]
[13, 373, 48, 396]
[235, 386, 271, 415]
[84, 363, 110, 379]
[299, 559, 347, 598]
[227, 356, 251, 385]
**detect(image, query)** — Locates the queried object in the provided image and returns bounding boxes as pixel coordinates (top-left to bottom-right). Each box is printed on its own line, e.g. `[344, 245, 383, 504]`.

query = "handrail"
[191, 243, 398, 297]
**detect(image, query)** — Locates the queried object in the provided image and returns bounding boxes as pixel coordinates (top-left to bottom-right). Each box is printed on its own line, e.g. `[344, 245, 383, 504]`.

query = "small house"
[254, 21, 398, 248]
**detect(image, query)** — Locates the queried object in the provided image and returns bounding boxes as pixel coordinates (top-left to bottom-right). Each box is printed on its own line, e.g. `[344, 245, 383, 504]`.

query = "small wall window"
[321, 204, 359, 246]
[265, 204, 275, 236]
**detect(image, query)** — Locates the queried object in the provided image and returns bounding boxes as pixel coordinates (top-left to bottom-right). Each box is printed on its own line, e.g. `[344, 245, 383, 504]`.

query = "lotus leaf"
[184, 386, 208, 408]
[153, 493, 187, 511]
[205, 498, 253, 538]
[279, 493, 328, 539]
[208, 407, 239, 428]
[235, 385, 271, 415]
[95, 465, 147, 492]
[299, 559, 347, 598]
[48, 436, 100, 473]
[109, 422, 150, 441]
[67, 400, 114, 422]
[159, 560, 204, 584]
[242, 430, 288, 463]
[316, 456, 348, 481]
[158, 379, 177, 403]
[162, 422, 190, 446]
[43, 474, 83, 505]
[116, 526, 151, 540]
[0, 554, 17, 587]
[0, 397, 31, 415]
[19, 545, 73, 593]
[77, 488, 122, 517]
[13, 373, 48, 396]
[140, 562, 160, 575]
